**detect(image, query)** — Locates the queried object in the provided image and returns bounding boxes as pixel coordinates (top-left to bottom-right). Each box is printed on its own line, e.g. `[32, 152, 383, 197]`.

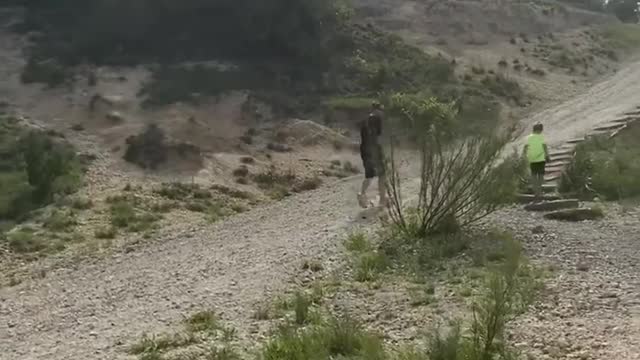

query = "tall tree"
[607, 0, 639, 23]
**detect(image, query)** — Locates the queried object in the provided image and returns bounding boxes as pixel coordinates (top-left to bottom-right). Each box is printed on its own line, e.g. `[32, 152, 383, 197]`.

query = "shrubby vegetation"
[560, 127, 640, 200]
[15, 0, 515, 119]
[0, 117, 83, 223]
[383, 94, 524, 238]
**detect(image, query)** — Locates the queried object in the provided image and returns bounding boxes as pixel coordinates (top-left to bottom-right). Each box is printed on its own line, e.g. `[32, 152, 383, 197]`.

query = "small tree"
[21, 131, 73, 203]
[383, 94, 522, 239]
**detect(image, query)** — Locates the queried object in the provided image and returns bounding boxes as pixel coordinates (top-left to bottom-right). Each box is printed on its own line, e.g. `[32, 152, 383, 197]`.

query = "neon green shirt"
[527, 133, 546, 163]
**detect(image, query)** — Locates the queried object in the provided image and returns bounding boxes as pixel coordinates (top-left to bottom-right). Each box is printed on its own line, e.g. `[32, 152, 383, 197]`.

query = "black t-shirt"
[360, 112, 382, 154]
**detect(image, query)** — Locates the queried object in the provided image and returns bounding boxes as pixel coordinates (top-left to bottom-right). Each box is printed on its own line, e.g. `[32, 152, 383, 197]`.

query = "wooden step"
[545, 165, 565, 173]
[612, 116, 638, 124]
[524, 199, 579, 212]
[566, 138, 585, 144]
[593, 123, 627, 132]
[516, 194, 561, 204]
[622, 110, 640, 117]
[524, 184, 557, 194]
[544, 173, 562, 182]
[549, 149, 574, 157]
[544, 208, 604, 222]
[550, 154, 573, 162]
[547, 160, 570, 168]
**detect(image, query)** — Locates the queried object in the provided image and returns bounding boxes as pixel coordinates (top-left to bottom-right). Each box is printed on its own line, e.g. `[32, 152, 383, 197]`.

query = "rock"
[105, 111, 124, 122]
[532, 225, 545, 234]
[267, 143, 292, 152]
[543, 208, 605, 222]
[524, 199, 579, 212]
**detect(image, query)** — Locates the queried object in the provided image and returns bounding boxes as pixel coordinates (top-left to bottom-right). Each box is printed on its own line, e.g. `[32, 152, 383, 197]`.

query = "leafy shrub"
[123, 124, 168, 169]
[22, 131, 82, 203]
[385, 95, 519, 239]
[560, 134, 640, 200]
[0, 121, 83, 222]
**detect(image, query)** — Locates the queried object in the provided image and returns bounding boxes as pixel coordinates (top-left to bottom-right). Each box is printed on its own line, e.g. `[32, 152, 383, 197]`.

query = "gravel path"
[2, 59, 640, 360]
[0, 176, 383, 360]
[496, 204, 640, 360]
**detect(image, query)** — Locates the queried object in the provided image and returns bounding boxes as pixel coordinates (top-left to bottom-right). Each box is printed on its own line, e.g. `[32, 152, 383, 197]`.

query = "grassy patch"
[154, 182, 212, 201]
[94, 226, 117, 239]
[601, 24, 640, 51]
[344, 231, 371, 253]
[128, 333, 198, 355]
[43, 209, 77, 232]
[354, 251, 388, 282]
[5, 228, 45, 254]
[108, 195, 161, 233]
[186, 310, 220, 333]
[260, 317, 386, 360]
[68, 196, 93, 210]
[129, 309, 240, 359]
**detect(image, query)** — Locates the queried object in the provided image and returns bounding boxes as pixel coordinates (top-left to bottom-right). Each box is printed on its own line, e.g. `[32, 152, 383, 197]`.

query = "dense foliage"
[0, 117, 83, 222]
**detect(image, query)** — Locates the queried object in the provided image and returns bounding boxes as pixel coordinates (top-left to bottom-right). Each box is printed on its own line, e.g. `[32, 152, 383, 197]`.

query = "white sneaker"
[357, 193, 369, 208]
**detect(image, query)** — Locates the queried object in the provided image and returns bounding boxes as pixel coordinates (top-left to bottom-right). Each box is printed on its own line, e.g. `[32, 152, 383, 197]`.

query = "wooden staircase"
[520, 106, 640, 220]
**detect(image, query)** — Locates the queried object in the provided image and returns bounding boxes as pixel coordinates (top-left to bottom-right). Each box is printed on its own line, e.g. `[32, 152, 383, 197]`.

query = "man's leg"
[358, 178, 372, 208]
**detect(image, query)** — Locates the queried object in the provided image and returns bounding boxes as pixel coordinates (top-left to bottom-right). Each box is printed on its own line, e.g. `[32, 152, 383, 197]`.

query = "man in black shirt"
[357, 101, 388, 208]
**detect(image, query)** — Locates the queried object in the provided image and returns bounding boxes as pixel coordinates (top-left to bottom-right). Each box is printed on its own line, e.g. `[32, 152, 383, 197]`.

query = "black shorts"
[530, 161, 546, 176]
[361, 147, 384, 179]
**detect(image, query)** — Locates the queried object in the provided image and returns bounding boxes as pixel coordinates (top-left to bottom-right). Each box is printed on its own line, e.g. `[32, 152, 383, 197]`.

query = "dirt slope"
[2, 59, 640, 359]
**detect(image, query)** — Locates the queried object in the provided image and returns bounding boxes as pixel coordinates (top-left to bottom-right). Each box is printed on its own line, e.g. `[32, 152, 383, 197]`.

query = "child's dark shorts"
[529, 161, 546, 176]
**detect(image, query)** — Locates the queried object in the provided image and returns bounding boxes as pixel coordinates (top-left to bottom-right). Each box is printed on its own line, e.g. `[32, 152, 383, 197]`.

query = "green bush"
[385, 95, 519, 238]
[560, 134, 640, 200]
[22, 131, 82, 203]
[0, 121, 83, 222]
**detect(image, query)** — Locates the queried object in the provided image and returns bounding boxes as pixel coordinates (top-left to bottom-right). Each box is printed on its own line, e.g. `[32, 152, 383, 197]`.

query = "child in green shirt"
[523, 123, 551, 201]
